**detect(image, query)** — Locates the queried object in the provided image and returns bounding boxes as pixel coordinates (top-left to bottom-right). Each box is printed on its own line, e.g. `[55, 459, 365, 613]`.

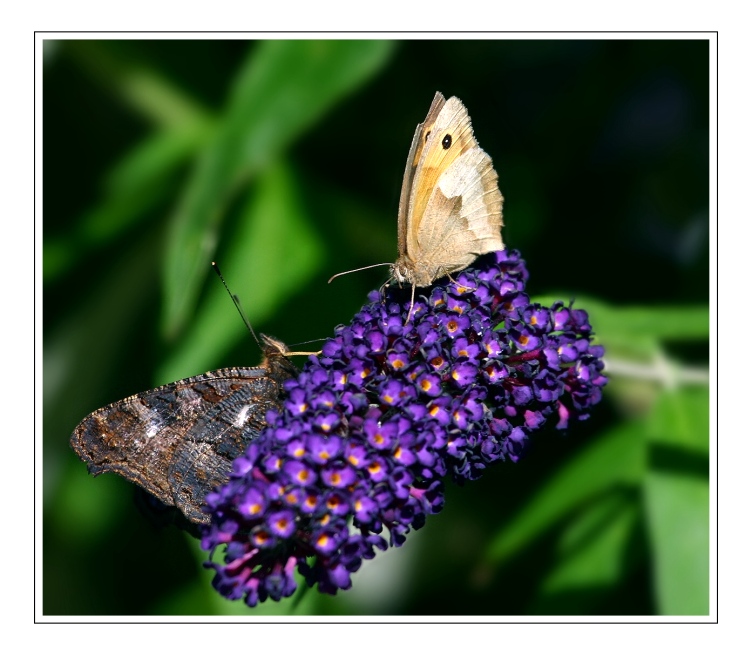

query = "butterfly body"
[392, 92, 504, 291]
[70, 334, 297, 525]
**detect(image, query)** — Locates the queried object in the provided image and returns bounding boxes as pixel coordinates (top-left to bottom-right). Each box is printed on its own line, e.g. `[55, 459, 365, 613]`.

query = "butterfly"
[70, 334, 299, 526]
[392, 91, 504, 292]
[330, 92, 504, 319]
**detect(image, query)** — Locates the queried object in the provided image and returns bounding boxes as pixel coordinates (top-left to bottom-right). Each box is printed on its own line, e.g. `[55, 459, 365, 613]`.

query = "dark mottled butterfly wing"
[70, 334, 298, 526]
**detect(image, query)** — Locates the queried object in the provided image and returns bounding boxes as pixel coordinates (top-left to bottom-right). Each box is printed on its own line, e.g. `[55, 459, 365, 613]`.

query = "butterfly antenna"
[290, 337, 326, 347]
[211, 262, 261, 348]
[328, 263, 393, 284]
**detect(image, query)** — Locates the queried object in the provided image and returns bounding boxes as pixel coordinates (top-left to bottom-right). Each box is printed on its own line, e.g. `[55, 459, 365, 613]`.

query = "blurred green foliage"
[43, 39, 710, 616]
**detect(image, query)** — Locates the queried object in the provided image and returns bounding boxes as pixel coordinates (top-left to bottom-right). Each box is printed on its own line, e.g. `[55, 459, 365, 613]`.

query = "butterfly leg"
[442, 268, 478, 294]
[404, 283, 417, 325]
[379, 279, 391, 302]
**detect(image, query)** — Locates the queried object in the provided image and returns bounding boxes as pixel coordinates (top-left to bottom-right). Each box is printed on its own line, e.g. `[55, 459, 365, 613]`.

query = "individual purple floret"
[201, 250, 607, 606]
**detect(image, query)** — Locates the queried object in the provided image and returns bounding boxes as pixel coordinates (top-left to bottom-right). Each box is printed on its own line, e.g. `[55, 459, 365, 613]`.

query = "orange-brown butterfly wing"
[397, 91, 447, 259]
[406, 95, 480, 252]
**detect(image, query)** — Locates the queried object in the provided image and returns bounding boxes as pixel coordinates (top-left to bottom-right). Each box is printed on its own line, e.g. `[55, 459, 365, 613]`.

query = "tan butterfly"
[331, 92, 504, 318]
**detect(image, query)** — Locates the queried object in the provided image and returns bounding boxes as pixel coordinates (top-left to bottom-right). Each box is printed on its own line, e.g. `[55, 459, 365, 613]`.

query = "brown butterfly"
[393, 91, 504, 290]
[330, 92, 504, 318]
[70, 334, 299, 526]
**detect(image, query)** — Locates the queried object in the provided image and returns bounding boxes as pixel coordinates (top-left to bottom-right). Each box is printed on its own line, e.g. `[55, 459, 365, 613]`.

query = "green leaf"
[65, 41, 212, 128]
[103, 122, 213, 198]
[602, 306, 708, 345]
[157, 159, 324, 382]
[534, 496, 639, 612]
[43, 125, 213, 283]
[648, 386, 710, 455]
[534, 295, 708, 351]
[645, 387, 710, 615]
[645, 471, 709, 615]
[163, 40, 396, 339]
[486, 422, 645, 564]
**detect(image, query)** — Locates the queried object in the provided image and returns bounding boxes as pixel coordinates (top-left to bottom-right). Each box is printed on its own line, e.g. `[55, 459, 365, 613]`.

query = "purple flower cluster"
[200, 250, 607, 606]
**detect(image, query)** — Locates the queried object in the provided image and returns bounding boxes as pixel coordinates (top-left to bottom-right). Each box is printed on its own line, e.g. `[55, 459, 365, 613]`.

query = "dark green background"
[43, 39, 711, 616]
